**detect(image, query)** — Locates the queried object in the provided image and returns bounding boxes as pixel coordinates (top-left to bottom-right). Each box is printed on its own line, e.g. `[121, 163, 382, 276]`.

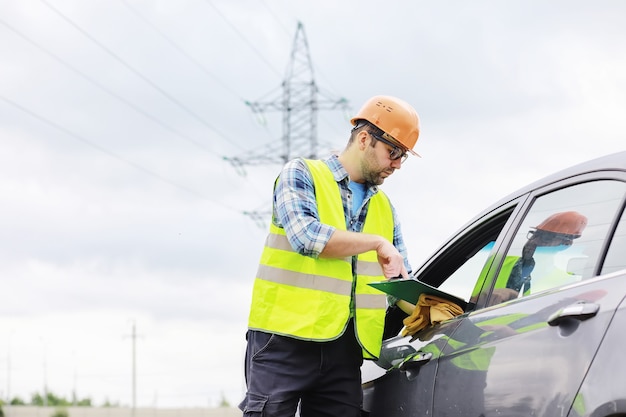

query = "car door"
[432, 177, 626, 417]
[362, 201, 522, 416]
[566, 207, 626, 417]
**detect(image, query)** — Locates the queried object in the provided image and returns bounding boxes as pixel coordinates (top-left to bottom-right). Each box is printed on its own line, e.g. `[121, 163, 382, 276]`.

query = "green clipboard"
[369, 278, 468, 309]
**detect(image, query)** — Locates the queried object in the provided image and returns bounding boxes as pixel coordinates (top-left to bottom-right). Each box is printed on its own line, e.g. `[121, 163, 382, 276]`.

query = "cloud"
[1, 0, 626, 408]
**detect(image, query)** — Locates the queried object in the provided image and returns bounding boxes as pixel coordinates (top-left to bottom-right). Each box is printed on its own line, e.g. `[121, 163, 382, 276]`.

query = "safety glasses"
[527, 230, 574, 246]
[368, 131, 409, 163]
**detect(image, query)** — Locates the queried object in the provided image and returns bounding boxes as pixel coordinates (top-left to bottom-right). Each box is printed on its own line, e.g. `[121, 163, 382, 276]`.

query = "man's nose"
[391, 158, 403, 169]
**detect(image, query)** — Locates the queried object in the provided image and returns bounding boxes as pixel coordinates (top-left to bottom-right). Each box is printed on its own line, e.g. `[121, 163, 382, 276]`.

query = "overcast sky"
[1, 0, 625, 409]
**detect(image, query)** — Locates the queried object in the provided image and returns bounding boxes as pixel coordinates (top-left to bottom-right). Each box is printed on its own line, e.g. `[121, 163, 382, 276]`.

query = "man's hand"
[321, 230, 409, 279]
[376, 240, 408, 279]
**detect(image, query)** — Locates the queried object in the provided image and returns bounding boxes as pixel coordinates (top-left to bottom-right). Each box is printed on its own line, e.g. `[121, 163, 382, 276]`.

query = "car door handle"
[398, 352, 433, 371]
[547, 302, 600, 326]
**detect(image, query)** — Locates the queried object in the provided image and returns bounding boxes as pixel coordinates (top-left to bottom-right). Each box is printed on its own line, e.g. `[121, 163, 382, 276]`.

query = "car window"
[438, 241, 494, 302]
[493, 180, 626, 299]
[381, 209, 514, 339]
[602, 203, 626, 275]
[416, 208, 515, 305]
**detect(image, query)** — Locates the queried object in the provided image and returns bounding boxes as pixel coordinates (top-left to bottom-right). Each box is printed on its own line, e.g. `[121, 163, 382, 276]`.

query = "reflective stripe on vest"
[248, 159, 392, 359]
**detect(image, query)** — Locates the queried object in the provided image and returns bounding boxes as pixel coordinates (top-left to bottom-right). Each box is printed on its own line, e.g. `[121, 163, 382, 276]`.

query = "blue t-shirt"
[348, 180, 368, 218]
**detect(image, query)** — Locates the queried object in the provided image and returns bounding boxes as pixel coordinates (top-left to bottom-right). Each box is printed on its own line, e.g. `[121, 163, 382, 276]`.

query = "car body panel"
[362, 151, 626, 417]
[362, 319, 464, 416]
[569, 279, 626, 417]
[434, 274, 622, 417]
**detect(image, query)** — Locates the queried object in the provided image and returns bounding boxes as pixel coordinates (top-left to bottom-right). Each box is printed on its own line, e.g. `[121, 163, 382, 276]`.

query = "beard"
[362, 148, 394, 185]
[364, 169, 394, 185]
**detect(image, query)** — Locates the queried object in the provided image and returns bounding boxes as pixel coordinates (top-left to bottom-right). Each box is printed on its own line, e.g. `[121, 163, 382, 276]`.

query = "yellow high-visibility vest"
[248, 159, 393, 359]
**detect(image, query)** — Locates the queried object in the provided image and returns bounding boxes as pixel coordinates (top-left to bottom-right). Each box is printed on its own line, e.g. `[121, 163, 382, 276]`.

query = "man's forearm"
[320, 229, 386, 259]
[321, 229, 408, 279]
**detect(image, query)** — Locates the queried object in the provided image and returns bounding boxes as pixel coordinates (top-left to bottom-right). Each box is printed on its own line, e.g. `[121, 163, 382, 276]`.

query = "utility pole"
[6, 335, 11, 409]
[39, 337, 47, 408]
[131, 321, 137, 416]
[225, 21, 349, 225]
[72, 350, 77, 406]
[124, 320, 139, 416]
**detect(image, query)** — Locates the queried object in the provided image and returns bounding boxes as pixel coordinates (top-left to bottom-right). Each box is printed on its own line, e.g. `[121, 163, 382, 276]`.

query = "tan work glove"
[401, 293, 464, 337]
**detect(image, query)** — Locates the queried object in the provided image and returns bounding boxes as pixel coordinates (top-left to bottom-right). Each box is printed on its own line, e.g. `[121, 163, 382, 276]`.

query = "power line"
[224, 22, 350, 228]
[38, 0, 248, 152]
[1, 4, 273, 208]
[0, 17, 220, 158]
[118, 0, 246, 101]
[256, 5, 353, 149]
[259, 0, 294, 37]
[202, 0, 284, 79]
[226, 22, 349, 169]
[4, 3, 349, 228]
[256, 1, 348, 102]
[0, 94, 243, 213]
[117, 0, 282, 167]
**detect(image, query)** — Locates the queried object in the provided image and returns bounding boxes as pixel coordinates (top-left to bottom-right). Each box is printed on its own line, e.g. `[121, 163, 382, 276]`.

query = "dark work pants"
[239, 320, 364, 417]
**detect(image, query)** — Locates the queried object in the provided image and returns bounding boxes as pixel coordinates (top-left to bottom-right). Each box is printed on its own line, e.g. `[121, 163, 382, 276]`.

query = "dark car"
[361, 150, 626, 417]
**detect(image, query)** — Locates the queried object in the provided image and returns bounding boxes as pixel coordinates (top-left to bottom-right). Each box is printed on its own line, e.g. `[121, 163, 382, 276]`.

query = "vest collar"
[324, 154, 380, 194]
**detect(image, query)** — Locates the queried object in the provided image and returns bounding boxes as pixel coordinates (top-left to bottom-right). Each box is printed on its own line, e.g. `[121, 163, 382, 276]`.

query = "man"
[496, 211, 588, 297]
[239, 96, 421, 417]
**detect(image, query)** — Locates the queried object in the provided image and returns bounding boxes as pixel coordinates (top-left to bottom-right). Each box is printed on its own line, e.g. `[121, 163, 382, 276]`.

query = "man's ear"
[357, 130, 369, 150]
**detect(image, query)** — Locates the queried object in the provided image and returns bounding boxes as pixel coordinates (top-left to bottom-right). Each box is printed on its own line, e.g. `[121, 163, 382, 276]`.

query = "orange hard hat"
[533, 211, 588, 238]
[350, 95, 421, 156]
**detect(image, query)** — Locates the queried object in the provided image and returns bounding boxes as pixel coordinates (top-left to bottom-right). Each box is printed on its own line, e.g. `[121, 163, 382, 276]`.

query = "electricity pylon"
[226, 21, 349, 171]
[226, 21, 349, 228]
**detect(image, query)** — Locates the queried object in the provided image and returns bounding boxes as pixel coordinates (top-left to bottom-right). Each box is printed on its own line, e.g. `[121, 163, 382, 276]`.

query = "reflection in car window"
[602, 205, 626, 275]
[414, 208, 514, 308]
[438, 241, 495, 303]
[494, 180, 626, 300]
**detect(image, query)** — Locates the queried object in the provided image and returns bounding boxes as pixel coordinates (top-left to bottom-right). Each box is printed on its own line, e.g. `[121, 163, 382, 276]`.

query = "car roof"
[485, 150, 625, 216]
[410, 150, 626, 289]
[449, 150, 626, 238]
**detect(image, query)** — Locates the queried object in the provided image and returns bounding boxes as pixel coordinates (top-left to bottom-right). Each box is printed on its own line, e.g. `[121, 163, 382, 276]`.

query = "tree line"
[0, 390, 120, 407]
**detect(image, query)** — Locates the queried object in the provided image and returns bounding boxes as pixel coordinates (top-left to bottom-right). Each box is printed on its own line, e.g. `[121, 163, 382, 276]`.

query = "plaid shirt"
[272, 154, 412, 290]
